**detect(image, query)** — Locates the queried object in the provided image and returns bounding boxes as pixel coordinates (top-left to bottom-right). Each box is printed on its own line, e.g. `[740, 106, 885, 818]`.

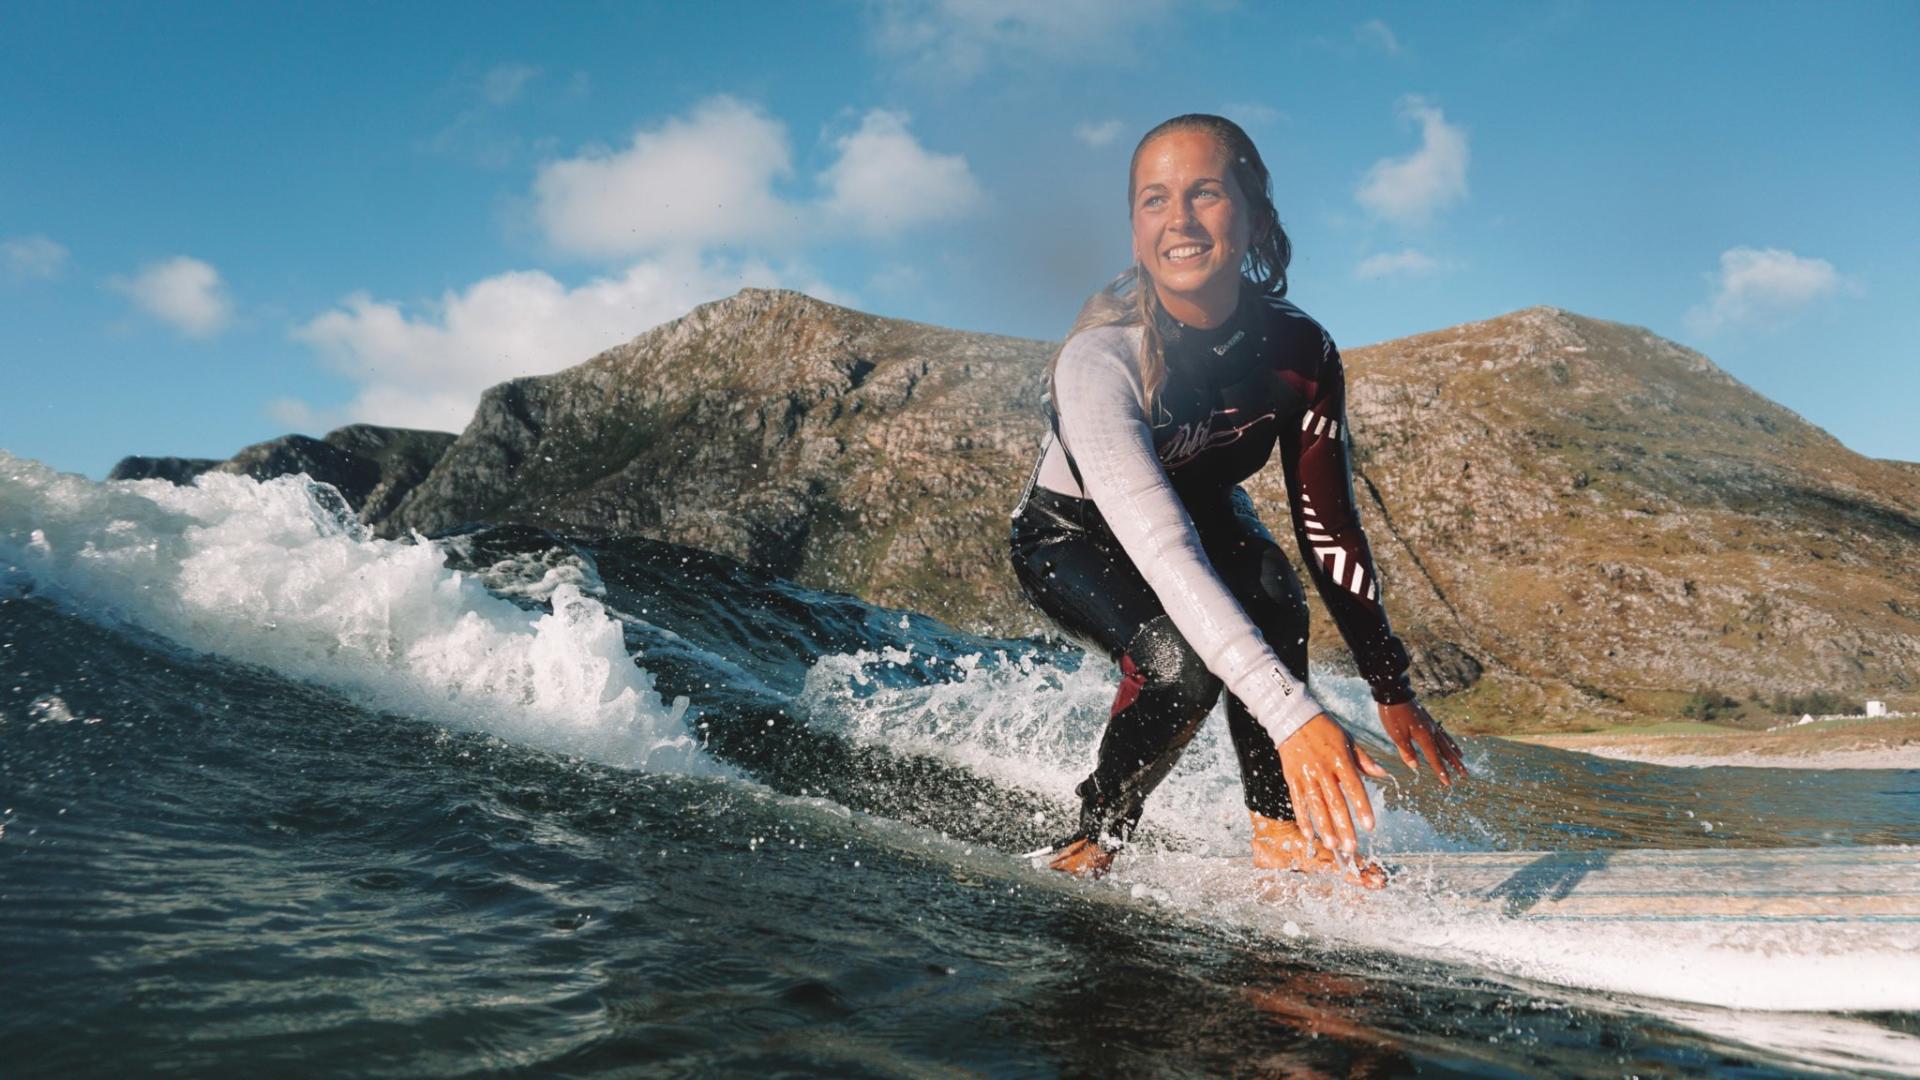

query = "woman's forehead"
[1133, 130, 1232, 189]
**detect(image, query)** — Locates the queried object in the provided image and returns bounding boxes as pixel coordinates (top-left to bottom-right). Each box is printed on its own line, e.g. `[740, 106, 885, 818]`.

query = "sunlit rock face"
[1292, 305, 1920, 728]
[383, 288, 1056, 637]
[112, 291, 1920, 730]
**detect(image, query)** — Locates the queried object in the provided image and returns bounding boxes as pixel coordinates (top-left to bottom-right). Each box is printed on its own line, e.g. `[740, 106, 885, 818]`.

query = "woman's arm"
[1283, 347, 1414, 704]
[1052, 327, 1326, 745]
[1284, 336, 1468, 784]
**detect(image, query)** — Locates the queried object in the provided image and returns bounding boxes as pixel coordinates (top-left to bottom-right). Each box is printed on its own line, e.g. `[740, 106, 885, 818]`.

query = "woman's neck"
[1155, 276, 1242, 330]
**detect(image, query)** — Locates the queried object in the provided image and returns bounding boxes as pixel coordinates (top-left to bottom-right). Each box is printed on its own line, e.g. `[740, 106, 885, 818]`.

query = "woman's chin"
[1151, 266, 1242, 312]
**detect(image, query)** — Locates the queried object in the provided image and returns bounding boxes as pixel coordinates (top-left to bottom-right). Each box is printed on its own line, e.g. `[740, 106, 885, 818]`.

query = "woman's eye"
[1142, 194, 1166, 209]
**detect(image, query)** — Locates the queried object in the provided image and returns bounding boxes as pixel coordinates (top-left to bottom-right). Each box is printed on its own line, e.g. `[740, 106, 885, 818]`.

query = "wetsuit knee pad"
[1125, 615, 1222, 708]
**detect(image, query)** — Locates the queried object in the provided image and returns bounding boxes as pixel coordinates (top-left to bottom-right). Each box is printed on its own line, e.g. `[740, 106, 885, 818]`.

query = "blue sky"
[3, 1, 1915, 478]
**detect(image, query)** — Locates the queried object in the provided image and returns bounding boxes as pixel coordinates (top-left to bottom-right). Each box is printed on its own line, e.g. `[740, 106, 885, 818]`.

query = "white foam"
[1104, 849, 1920, 1014]
[801, 642, 1920, 1020]
[0, 453, 720, 775]
[800, 645, 1452, 857]
[10, 451, 1911, 1031]
[765, 796, 1920, 1070]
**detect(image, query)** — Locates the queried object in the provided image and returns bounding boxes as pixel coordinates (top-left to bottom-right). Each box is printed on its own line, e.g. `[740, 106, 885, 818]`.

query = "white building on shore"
[1775, 700, 1903, 730]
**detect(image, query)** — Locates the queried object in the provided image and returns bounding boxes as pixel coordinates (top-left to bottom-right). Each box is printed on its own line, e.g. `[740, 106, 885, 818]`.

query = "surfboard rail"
[1388, 846, 1920, 922]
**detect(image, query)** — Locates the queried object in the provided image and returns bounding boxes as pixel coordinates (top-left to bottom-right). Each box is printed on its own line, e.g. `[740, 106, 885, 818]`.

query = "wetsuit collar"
[1157, 279, 1256, 361]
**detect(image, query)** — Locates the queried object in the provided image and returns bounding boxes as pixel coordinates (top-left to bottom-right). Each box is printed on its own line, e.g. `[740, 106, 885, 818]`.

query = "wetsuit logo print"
[1159, 406, 1278, 469]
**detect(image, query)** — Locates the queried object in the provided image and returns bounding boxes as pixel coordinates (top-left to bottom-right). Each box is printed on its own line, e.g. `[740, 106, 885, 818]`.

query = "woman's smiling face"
[1129, 128, 1256, 325]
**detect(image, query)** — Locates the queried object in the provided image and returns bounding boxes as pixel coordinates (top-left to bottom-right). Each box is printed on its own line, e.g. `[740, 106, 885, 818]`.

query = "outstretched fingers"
[1285, 769, 1328, 855]
[1311, 768, 1359, 854]
[1438, 727, 1471, 778]
[1330, 750, 1376, 833]
[1388, 727, 1420, 772]
[1412, 724, 1453, 786]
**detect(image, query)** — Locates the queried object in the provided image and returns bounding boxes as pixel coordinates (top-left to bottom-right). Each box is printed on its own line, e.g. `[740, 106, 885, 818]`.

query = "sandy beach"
[1506, 716, 1920, 770]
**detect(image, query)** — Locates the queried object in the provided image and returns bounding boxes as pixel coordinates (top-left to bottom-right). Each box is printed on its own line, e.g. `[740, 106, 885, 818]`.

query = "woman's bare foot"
[1048, 836, 1116, 879]
[1250, 812, 1388, 889]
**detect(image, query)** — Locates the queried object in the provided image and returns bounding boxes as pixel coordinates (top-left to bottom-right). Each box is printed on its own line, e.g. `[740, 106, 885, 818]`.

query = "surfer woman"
[1009, 114, 1466, 886]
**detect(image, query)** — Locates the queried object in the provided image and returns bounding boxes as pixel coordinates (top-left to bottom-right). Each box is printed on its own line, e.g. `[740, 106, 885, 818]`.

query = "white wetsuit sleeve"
[1052, 327, 1326, 744]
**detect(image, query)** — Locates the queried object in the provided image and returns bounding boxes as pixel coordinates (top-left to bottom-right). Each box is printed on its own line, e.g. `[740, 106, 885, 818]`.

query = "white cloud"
[1356, 95, 1469, 226]
[287, 256, 849, 432]
[1074, 119, 1124, 148]
[867, 0, 1175, 81]
[1355, 248, 1443, 280]
[819, 110, 983, 234]
[481, 62, 540, 105]
[532, 97, 797, 257]
[533, 98, 979, 256]
[1685, 247, 1843, 335]
[1222, 102, 1289, 129]
[1356, 18, 1403, 55]
[3, 235, 69, 280]
[111, 255, 234, 338]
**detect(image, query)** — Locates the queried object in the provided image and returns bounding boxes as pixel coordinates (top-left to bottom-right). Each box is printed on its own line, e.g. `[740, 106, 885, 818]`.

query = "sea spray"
[1103, 846, 1920, 1013]
[0, 453, 719, 775]
[788, 643, 1920, 1014]
[799, 643, 1451, 857]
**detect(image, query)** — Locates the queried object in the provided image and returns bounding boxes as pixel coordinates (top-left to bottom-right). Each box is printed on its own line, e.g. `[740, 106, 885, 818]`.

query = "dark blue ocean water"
[4, 456, 1918, 1077]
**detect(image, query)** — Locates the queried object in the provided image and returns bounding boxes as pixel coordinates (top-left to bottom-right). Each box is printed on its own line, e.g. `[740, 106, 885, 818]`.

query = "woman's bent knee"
[1125, 615, 1222, 708]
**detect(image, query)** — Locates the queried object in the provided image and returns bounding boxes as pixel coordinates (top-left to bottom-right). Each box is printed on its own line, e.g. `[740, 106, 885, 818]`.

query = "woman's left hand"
[1377, 698, 1468, 785]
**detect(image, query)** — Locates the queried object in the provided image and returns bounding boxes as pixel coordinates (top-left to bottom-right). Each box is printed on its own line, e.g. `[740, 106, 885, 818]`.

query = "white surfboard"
[1086, 843, 1920, 1012]
[1386, 846, 1920, 923]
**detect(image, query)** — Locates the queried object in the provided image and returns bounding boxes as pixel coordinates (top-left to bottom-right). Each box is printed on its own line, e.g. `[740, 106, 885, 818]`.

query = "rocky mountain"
[111, 424, 455, 525]
[375, 290, 1918, 731]
[110, 290, 1920, 732]
[383, 288, 1051, 626]
[108, 455, 224, 484]
[1296, 306, 1920, 729]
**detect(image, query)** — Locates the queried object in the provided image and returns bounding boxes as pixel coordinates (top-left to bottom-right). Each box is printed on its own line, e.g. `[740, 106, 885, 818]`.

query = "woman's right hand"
[1277, 713, 1392, 856]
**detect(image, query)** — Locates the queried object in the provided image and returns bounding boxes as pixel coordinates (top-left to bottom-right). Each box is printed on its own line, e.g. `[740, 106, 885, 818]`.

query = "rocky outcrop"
[108, 456, 223, 484]
[110, 425, 455, 525]
[1406, 641, 1485, 696]
[317, 425, 459, 524]
[108, 291, 1920, 731]
[221, 434, 382, 505]
[1270, 306, 1920, 729]
[383, 289, 1053, 628]
[383, 292, 1920, 730]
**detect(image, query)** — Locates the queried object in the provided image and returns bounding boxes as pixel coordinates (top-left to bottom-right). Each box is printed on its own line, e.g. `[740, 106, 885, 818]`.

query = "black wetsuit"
[1009, 283, 1412, 846]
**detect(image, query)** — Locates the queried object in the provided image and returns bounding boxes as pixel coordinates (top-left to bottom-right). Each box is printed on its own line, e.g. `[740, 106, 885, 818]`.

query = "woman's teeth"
[1166, 244, 1209, 261]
